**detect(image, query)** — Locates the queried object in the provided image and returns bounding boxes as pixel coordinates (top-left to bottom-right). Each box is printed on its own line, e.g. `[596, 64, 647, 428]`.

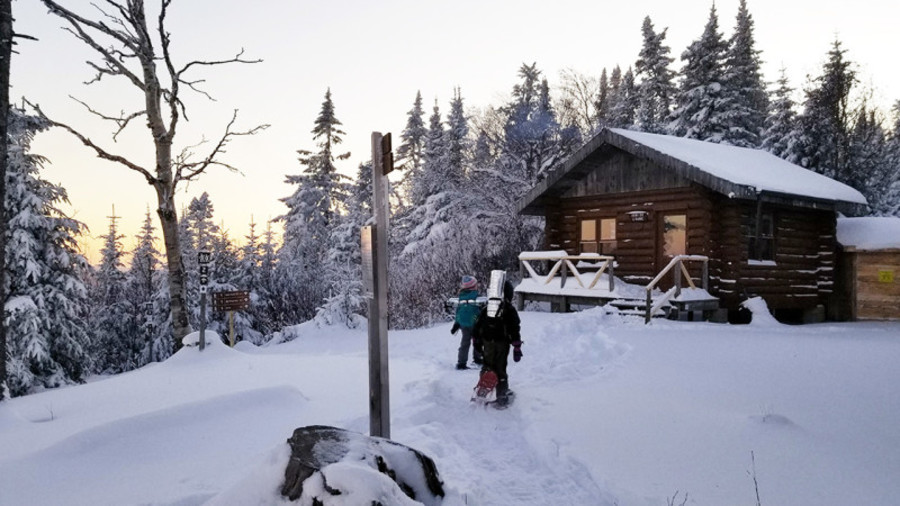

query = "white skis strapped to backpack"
[486, 270, 506, 318]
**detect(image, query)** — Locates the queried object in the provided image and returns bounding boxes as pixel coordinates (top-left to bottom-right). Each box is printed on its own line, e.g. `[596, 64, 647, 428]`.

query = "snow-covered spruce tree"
[848, 105, 893, 214]
[258, 220, 289, 333]
[127, 209, 172, 364]
[668, 5, 730, 142]
[761, 68, 803, 161]
[4, 109, 91, 396]
[794, 39, 857, 181]
[499, 63, 578, 188]
[886, 101, 900, 216]
[209, 225, 241, 338]
[91, 209, 133, 373]
[232, 218, 266, 343]
[278, 88, 351, 326]
[594, 68, 611, 129]
[634, 17, 677, 133]
[720, 0, 768, 147]
[315, 161, 371, 328]
[396, 91, 427, 207]
[608, 66, 638, 129]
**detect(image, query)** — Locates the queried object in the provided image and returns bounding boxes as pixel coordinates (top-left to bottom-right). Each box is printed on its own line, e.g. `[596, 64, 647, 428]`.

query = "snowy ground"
[1, 309, 899, 506]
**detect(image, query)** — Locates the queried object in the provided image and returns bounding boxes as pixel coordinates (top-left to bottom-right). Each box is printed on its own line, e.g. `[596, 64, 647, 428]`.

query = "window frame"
[579, 217, 617, 255]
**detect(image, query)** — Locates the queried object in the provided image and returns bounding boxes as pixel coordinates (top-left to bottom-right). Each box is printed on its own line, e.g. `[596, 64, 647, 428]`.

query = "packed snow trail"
[390, 309, 630, 505]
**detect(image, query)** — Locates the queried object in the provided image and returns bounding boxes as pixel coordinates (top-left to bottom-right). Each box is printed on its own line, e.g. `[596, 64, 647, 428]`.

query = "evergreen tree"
[634, 17, 676, 133]
[127, 209, 171, 364]
[609, 66, 638, 128]
[721, 0, 768, 146]
[233, 218, 266, 343]
[91, 208, 132, 373]
[445, 88, 470, 190]
[886, 101, 900, 216]
[761, 68, 802, 160]
[848, 105, 892, 214]
[316, 161, 371, 328]
[278, 88, 351, 324]
[668, 5, 730, 142]
[499, 63, 576, 187]
[594, 68, 611, 128]
[795, 39, 857, 181]
[4, 109, 91, 396]
[397, 91, 427, 205]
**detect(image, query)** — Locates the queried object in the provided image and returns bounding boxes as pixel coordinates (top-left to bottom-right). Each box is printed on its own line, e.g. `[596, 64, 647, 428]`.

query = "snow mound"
[521, 308, 631, 384]
[741, 297, 782, 326]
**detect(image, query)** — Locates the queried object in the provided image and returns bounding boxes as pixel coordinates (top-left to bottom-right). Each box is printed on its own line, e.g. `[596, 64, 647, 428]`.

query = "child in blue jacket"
[451, 275, 483, 369]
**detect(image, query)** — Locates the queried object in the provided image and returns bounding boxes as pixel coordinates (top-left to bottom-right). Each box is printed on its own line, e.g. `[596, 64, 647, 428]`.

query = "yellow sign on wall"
[878, 270, 895, 283]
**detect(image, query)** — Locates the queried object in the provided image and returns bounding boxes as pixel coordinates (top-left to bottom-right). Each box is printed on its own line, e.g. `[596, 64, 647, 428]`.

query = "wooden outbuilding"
[834, 217, 900, 321]
[516, 128, 869, 322]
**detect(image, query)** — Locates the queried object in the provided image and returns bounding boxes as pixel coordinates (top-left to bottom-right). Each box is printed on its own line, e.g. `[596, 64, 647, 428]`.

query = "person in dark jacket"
[451, 275, 483, 369]
[472, 279, 522, 406]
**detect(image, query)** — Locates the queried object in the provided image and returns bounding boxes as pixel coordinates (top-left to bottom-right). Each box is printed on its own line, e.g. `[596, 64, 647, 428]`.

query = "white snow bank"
[612, 128, 868, 205]
[741, 296, 782, 326]
[837, 216, 900, 250]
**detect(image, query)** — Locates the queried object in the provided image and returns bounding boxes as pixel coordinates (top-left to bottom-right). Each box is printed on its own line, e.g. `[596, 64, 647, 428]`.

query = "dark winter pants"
[481, 339, 510, 397]
[457, 326, 482, 366]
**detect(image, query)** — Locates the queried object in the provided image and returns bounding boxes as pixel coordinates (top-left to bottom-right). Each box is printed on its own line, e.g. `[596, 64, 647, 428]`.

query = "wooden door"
[656, 213, 687, 286]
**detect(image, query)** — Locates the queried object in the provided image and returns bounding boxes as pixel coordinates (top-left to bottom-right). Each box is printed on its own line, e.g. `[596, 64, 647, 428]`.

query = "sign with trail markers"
[198, 251, 211, 349]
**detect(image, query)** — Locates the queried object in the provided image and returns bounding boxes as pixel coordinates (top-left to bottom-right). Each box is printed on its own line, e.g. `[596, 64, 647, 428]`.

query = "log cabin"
[516, 128, 869, 322]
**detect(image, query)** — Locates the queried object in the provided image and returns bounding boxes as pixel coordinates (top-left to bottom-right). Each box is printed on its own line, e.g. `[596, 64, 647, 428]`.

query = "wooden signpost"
[362, 131, 393, 439]
[213, 290, 250, 346]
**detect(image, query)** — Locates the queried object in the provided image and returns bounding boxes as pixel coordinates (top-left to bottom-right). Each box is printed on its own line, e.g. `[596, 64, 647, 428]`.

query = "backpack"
[455, 290, 480, 328]
[477, 305, 507, 342]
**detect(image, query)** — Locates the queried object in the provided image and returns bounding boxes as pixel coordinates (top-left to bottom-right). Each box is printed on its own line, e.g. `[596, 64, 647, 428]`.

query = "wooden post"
[608, 260, 615, 292]
[228, 311, 235, 347]
[368, 132, 391, 439]
[674, 258, 683, 298]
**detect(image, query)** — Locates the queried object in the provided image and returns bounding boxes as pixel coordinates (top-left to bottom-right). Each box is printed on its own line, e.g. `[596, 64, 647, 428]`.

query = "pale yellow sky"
[13, 0, 900, 264]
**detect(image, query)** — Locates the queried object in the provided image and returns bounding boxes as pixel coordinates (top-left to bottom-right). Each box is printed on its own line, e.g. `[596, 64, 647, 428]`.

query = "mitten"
[512, 340, 523, 362]
[451, 322, 460, 335]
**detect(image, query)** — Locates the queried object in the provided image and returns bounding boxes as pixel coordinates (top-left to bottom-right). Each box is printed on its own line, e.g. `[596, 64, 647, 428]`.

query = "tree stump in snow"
[281, 425, 445, 505]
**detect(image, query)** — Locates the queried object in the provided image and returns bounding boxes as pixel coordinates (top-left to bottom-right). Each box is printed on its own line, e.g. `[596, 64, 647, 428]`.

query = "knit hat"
[460, 275, 478, 290]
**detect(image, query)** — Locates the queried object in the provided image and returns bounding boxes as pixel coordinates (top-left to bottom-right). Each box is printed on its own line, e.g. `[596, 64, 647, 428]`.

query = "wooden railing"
[645, 255, 709, 324]
[518, 250, 617, 292]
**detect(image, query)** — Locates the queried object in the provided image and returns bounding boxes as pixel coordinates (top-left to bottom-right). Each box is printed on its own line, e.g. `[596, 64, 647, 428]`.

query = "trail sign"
[212, 290, 251, 312]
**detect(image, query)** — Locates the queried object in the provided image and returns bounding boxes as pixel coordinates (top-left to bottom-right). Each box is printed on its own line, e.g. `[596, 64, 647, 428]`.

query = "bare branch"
[41, 0, 146, 91]
[70, 95, 146, 140]
[26, 99, 156, 185]
[174, 110, 268, 184]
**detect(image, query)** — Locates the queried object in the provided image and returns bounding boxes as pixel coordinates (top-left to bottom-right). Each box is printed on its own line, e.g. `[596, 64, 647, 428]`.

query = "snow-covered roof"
[836, 216, 900, 251]
[611, 129, 867, 205]
[517, 128, 868, 216]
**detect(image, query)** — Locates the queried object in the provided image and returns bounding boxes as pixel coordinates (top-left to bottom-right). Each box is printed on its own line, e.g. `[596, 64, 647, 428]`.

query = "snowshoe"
[489, 390, 515, 410]
[471, 370, 499, 404]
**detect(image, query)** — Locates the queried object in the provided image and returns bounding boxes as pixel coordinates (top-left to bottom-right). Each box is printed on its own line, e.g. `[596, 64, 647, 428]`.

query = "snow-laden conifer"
[634, 17, 676, 133]
[761, 69, 802, 161]
[4, 109, 91, 396]
[668, 5, 730, 143]
[720, 0, 768, 147]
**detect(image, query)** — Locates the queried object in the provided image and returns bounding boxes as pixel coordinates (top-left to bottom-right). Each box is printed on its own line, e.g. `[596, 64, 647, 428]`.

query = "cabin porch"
[514, 251, 725, 322]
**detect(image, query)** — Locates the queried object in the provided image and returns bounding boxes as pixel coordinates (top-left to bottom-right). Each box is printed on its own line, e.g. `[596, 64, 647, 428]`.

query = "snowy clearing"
[1, 312, 899, 505]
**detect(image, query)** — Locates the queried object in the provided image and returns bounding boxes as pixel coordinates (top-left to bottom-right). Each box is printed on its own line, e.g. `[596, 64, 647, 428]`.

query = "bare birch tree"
[29, 0, 266, 347]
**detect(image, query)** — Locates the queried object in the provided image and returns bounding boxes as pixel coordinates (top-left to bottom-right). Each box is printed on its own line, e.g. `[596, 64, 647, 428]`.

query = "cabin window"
[580, 218, 617, 255]
[748, 212, 775, 261]
[662, 214, 687, 257]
